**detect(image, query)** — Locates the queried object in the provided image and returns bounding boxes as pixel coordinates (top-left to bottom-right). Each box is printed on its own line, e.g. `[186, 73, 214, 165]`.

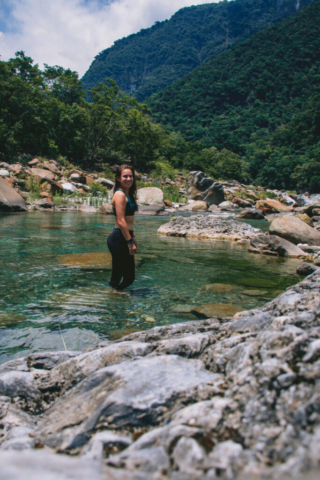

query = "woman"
[107, 165, 138, 290]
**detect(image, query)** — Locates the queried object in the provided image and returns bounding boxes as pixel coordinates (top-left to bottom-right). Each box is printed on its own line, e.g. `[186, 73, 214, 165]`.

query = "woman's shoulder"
[113, 190, 127, 204]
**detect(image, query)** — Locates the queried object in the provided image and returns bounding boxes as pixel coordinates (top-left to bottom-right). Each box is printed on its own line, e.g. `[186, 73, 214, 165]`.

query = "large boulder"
[62, 183, 76, 194]
[191, 200, 207, 212]
[97, 178, 114, 188]
[270, 215, 320, 246]
[137, 187, 164, 206]
[186, 171, 224, 205]
[0, 177, 27, 212]
[78, 204, 97, 213]
[256, 199, 293, 213]
[30, 168, 55, 181]
[249, 234, 307, 257]
[99, 203, 113, 215]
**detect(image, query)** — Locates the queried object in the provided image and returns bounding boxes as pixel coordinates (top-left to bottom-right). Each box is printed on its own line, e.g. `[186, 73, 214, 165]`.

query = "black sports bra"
[112, 189, 136, 217]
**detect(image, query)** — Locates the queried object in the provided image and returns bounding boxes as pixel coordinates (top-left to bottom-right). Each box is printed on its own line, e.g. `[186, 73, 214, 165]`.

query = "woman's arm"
[114, 192, 137, 255]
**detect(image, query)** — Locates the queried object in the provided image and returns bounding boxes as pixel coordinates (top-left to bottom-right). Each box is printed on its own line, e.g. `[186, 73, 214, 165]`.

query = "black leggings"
[107, 228, 135, 290]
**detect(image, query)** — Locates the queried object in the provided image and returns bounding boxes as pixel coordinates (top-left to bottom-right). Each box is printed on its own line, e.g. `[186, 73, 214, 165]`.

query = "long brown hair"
[113, 164, 138, 208]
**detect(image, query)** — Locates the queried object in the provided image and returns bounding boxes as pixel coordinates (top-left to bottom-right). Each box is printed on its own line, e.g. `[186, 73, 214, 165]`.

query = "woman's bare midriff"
[115, 216, 134, 230]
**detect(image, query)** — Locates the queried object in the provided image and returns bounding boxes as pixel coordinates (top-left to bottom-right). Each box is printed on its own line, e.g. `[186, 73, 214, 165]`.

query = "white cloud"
[0, 0, 220, 76]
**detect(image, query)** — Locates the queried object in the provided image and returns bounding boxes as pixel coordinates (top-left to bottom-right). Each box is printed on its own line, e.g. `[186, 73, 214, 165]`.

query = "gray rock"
[0, 177, 26, 212]
[99, 203, 113, 214]
[186, 172, 224, 205]
[249, 234, 307, 257]
[158, 215, 262, 241]
[1, 271, 320, 479]
[218, 200, 236, 210]
[62, 182, 76, 193]
[0, 450, 103, 480]
[78, 204, 97, 213]
[236, 208, 265, 220]
[137, 187, 164, 206]
[36, 355, 216, 451]
[136, 204, 166, 215]
[97, 178, 114, 188]
[0, 169, 10, 177]
[270, 215, 320, 246]
[296, 262, 319, 276]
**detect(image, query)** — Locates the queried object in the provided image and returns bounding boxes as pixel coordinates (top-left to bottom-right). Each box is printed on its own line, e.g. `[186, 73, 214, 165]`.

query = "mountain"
[148, 1, 320, 191]
[81, 0, 316, 101]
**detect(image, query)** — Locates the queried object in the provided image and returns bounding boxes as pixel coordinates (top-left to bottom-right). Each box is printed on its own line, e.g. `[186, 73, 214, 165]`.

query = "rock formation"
[270, 215, 320, 246]
[0, 270, 320, 479]
[158, 215, 262, 241]
[0, 177, 27, 212]
[186, 172, 225, 205]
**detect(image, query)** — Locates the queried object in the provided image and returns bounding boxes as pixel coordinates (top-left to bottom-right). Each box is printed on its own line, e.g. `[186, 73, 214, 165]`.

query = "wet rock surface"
[157, 215, 262, 241]
[1, 270, 320, 478]
[0, 177, 27, 212]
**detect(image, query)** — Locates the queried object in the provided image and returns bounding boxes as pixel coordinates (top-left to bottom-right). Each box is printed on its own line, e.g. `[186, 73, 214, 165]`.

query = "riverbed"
[0, 212, 302, 364]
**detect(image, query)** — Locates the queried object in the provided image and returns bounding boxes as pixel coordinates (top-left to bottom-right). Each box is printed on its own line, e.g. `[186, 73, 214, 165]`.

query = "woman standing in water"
[107, 165, 138, 290]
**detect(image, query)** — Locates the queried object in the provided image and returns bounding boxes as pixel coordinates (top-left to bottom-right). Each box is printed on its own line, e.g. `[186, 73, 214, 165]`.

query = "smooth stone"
[249, 234, 307, 257]
[0, 169, 10, 177]
[270, 215, 320, 246]
[192, 303, 243, 318]
[256, 199, 293, 213]
[218, 201, 236, 210]
[61, 182, 76, 193]
[136, 204, 165, 215]
[78, 204, 97, 213]
[0, 177, 27, 212]
[191, 200, 208, 212]
[0, 450, 103, 480]
[171, 304, 195, 313]
[137, 187, 164, 206]
[99, 203, 113, 214]
[30, 168, 55, 180]
[97, 178, 114, 188]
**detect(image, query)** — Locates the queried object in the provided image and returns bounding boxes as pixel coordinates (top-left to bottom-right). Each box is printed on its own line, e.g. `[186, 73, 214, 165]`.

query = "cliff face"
[81, 0, 316, 101]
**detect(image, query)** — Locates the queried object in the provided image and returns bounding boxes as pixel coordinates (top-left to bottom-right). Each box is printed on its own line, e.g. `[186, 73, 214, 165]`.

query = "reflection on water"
[0, 212, 301, 364]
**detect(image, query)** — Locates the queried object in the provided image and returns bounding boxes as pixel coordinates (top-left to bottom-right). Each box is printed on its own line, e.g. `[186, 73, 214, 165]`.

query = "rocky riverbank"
[0, 270, 319, 479]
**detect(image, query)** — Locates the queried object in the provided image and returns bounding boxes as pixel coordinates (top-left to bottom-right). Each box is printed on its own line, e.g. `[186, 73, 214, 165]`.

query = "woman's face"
[118, 168, 134, 190]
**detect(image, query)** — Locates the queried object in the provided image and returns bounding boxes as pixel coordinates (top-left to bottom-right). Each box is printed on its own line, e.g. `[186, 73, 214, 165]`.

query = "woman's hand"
[128, 242, 137, 255]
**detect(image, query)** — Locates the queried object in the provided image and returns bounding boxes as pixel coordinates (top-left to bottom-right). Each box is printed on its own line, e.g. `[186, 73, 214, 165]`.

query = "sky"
[0, 0, 220, 77]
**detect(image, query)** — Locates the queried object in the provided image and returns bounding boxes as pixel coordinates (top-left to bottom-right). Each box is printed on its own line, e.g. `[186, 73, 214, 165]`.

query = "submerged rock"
[200, 284, 239, 294]
[192, 303, 243, 318]
[58, 252, 113, 269]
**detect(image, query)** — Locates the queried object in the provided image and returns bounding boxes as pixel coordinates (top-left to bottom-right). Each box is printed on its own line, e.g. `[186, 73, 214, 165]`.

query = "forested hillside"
[149, 1, 320, 192]
[81, 0, 315, 101]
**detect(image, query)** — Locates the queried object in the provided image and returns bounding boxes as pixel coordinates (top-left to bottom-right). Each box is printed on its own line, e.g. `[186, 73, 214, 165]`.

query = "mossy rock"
[242, 289, 269, 297]
[200, 283, 240, 294]
[236, 278, 277, 288]
[58, 252, 142, 269]
[0, 313, 27, 327]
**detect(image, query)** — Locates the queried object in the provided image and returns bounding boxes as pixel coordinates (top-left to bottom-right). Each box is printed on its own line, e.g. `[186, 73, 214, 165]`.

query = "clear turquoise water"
[0, 212, 302, 364]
